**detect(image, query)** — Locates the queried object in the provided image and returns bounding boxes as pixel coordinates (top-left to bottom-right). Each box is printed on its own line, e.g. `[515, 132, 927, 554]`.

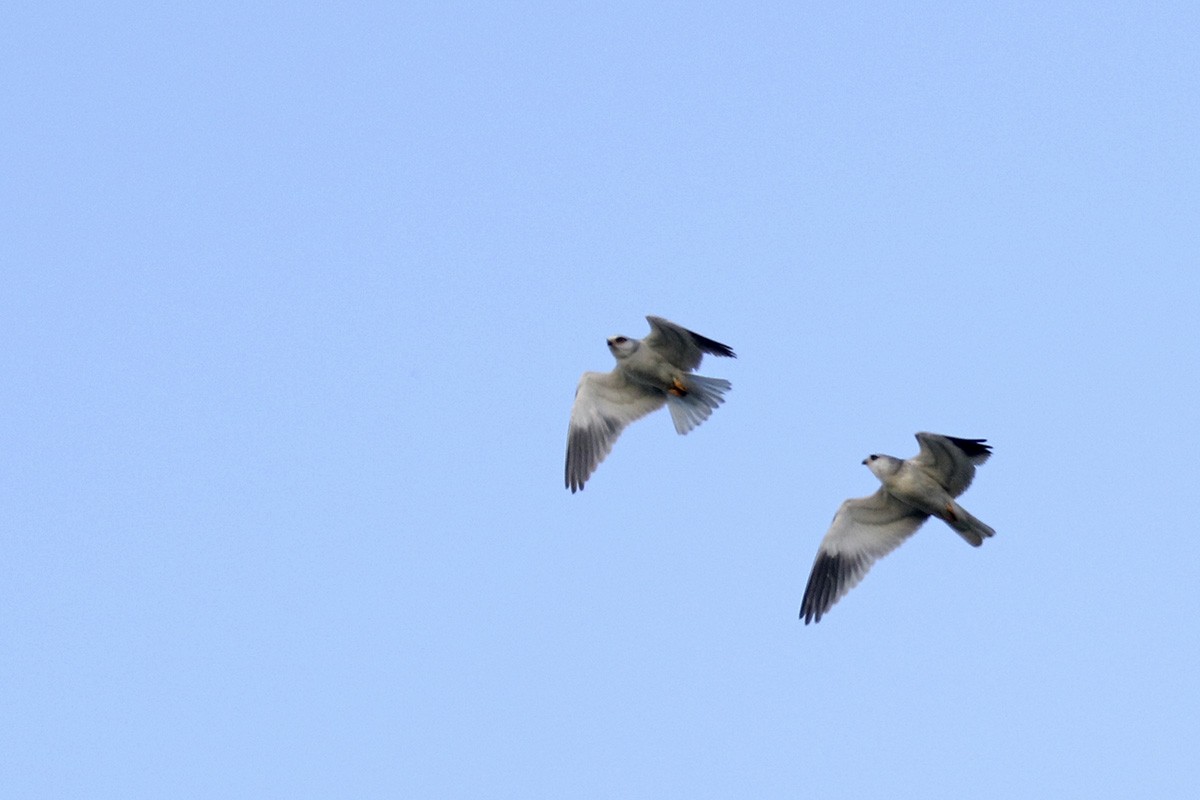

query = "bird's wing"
[644, 316, 736, 371]
[799, 489, 929, 624]
[912, 432, 992, 496]
[565, 370, 666, 493]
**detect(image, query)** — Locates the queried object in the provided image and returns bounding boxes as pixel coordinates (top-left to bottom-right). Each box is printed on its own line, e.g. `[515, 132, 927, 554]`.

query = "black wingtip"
[944, 436, 992, 459]
[687, 330, 736, 359]
[799, 551, 844, 625]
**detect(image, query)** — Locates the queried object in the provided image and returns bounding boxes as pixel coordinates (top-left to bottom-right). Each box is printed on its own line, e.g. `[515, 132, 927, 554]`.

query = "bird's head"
[606, 335, 639, 360]
[863, 453, 902, 480]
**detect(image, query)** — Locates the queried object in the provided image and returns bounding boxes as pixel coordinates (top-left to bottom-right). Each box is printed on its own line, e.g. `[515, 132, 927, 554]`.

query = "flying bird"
[800, 432, 995, 624]
[565, 316, 736, 493]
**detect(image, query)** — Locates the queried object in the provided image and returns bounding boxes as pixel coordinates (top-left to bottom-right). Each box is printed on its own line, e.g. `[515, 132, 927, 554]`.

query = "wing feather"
[644, 316, 736, 371]
[912, 432, 992, 496]
[564, 371, 665, 493]
[799, 490, 929, 624]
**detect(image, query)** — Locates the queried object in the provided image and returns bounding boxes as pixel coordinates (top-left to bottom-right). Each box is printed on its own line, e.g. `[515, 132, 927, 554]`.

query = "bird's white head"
[606, 335, 639, 360]
[863, 453, 902, 481]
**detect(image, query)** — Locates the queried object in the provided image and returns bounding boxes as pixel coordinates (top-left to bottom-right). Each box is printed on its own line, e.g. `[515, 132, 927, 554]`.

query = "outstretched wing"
[799, 490, 929, 624]
[912, 432, 992, 497]
[565, 370, 665, 493]
[643, 316, 736, 371]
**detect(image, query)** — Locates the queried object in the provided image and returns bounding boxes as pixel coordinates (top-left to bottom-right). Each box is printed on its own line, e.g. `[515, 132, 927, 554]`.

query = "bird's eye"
[868, 455, 878, 461]
[614, 337, 627, 344]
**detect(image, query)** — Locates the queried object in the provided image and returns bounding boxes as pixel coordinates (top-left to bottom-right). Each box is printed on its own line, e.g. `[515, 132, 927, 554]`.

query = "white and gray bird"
[800, 432, 996, 624]
[565, 316, 736, 493]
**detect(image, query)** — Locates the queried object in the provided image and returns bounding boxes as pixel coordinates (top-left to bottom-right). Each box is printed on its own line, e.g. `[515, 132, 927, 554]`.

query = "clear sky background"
[3, 2, 1199, 797]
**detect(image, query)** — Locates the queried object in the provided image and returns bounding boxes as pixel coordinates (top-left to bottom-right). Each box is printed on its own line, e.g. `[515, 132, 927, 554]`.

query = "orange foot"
[943, 503, 958, 523]
[668, 377, 688, 397]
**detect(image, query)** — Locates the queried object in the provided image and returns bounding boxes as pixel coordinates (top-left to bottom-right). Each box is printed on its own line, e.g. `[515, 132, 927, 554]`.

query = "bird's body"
[612, 338, 675, 387]
[800, 433, 996, 624]
[564, 316, 735, 493]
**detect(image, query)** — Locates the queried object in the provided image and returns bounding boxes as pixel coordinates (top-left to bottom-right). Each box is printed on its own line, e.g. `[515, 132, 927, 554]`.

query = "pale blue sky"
[3, 2, 1199, 797]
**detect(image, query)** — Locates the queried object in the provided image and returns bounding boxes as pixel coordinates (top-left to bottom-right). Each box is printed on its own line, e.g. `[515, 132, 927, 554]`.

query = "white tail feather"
[666, 374, 731, 435]
[947, 503, 995, 547]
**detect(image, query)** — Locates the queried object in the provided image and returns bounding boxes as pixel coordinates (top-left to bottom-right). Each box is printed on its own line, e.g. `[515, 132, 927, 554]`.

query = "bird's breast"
[622, 350, 677, 390]
[884, 467, 949, 511]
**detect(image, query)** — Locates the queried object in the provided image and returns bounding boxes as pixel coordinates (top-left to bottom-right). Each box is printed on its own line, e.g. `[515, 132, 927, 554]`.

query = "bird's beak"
[605, 338, 613, 346]
[861, 458, 868, 465]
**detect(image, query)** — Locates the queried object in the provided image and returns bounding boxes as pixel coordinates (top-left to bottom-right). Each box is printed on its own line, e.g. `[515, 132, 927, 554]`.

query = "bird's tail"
[944, 502, 995, 547]
[666, 374, 731, 435]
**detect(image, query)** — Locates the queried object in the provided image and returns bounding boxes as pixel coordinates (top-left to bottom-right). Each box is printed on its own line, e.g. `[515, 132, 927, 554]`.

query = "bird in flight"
[565, 316, 735, 493]
[800, 432, 996, 623]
